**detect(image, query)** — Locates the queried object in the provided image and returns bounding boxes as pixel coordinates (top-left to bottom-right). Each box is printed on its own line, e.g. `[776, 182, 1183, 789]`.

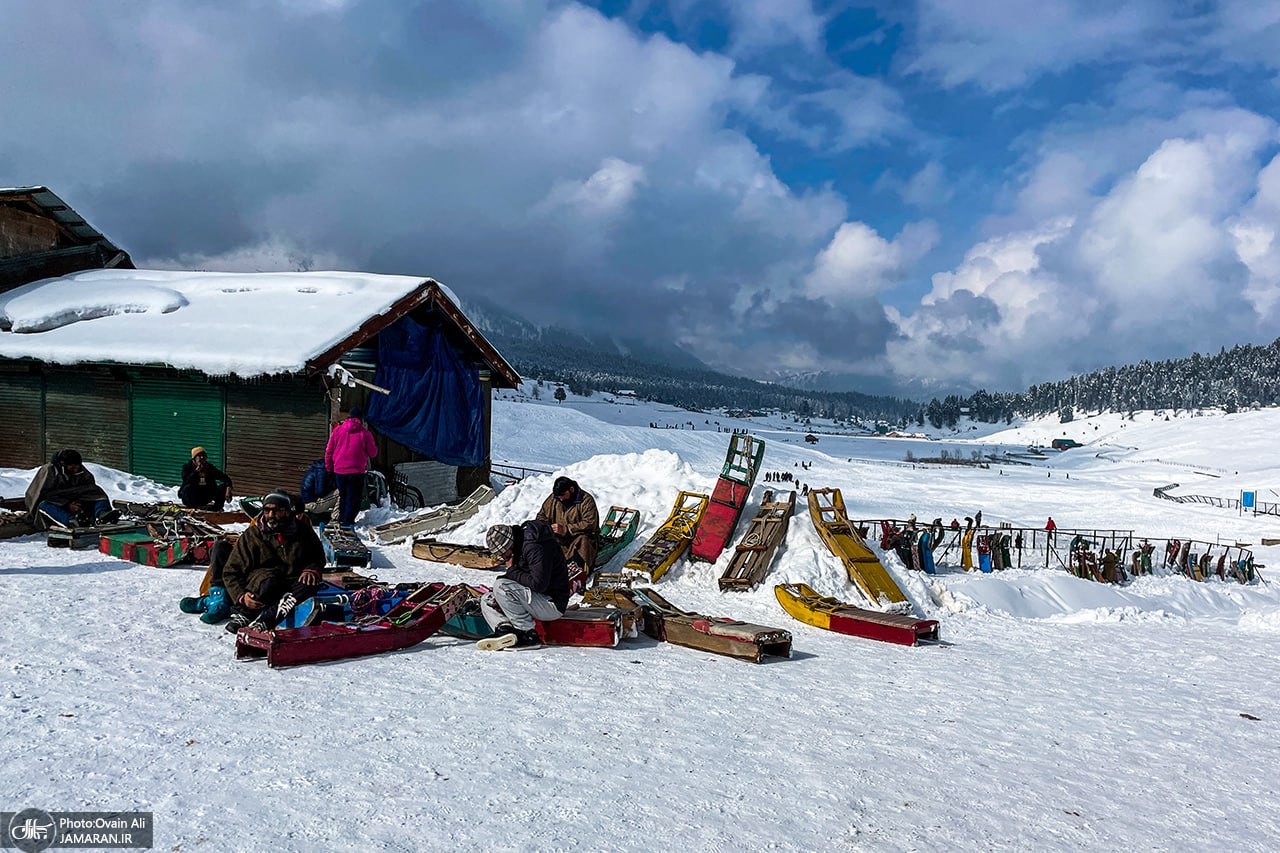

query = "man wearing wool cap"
[478, 520, 571, 650]
[222, 491, 327, 634]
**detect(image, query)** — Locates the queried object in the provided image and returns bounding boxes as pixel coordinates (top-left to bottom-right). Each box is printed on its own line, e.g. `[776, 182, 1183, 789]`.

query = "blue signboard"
[1242, 490, 1256, 509]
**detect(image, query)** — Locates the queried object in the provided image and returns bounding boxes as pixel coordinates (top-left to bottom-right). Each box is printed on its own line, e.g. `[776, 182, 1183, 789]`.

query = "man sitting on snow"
[221, 491, 327, 633]
[535, 475, 600, 572]
[479, 521, 570, 650]
[24, 449, 117, 529]
[179, 446, 234, 510]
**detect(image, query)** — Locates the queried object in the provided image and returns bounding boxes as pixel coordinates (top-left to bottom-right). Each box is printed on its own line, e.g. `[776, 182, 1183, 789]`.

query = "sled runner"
[370, 485, 496, 545]
[690, 434, 764, 563]
[774, 583, 939, 647]
[807, 488, 908, 609]
[628, 587, 792, 663]
[234, 582, 468, 667]
[621, 491, 709, 583]
[718, 490, 794, 591]
[594, 506, 641, 568]
[411, 538, 503, 570]
[112, 499, 249, 527]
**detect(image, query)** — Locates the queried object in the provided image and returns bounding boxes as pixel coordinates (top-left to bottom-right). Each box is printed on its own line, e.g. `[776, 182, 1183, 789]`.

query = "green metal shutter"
[45, 373, 129, 470]
[130, 377, 225, 486]
[226, 381, 329, 497]
[0, 372, 44, 468]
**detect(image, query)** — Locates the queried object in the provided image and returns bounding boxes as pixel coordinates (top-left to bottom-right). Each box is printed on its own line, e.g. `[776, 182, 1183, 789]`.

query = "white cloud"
[725, 0, 826, 56]
[537, 157, 647, 218]
[803, 220, 939, 304]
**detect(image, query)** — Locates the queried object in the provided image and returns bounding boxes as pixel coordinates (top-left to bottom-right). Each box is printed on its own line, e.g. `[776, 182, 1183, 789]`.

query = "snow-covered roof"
[0, 268, 430, 377]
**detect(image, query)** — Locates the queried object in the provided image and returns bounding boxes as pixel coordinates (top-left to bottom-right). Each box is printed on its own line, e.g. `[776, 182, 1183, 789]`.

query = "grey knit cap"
[486, 524, 515, 557]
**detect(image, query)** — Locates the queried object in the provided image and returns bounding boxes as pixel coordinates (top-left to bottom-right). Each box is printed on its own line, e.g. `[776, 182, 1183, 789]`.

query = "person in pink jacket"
[324, 407, 379, 528]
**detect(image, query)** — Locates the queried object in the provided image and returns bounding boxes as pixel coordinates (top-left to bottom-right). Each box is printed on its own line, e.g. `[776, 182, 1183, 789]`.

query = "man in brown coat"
[222, 491, 327, 633]
[535, 475, 600, 570]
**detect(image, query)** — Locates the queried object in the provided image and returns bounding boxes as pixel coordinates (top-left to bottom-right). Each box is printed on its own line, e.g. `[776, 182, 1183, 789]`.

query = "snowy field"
[3, 388, 1280, 851]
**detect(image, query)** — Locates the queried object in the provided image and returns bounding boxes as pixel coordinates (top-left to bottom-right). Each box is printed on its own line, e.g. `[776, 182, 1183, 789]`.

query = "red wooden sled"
[234, 582, 468, 667]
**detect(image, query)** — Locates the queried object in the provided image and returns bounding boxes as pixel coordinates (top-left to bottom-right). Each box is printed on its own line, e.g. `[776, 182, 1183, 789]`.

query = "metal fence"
[1153, 484, 1280, 517]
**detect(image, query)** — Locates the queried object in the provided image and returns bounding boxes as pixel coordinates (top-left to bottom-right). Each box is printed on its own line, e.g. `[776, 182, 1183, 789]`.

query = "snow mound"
[1, 284, 187, 332]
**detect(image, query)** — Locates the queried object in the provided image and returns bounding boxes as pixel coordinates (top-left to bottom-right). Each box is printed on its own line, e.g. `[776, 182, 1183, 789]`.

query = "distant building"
[615, 389, 637, 398]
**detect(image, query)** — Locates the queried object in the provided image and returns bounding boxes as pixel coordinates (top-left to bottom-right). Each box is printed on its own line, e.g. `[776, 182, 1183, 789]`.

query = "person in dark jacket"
[24, 449, 115, 529]
[179, 446, 234, 509]
[221, 491, 327, 633]
[479, 520, 570, 650]
[299, 459, 336, 505]
[535, 475, 600, 570]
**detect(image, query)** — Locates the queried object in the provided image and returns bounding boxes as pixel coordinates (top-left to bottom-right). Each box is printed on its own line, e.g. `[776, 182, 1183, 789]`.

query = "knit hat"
[553, 476, 575, 496]
[262, 491, 293, 510]
[59, 448, 82, 466]
[191, 446, 207, 458]
[486, 524, 515, 558]
[348, 406, 365, 421]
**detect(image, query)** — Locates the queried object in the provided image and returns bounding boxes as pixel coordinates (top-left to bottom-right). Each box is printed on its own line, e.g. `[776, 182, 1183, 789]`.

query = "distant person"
[325, 407, 379, 529]
[535, 475, 600, 570]
[25, 449, 116, 529]
[1045, 516, 1057, 544]
[179, 446, 233, 510]
[222, 491, 326, 633]
[299, 459, 336, 505]
[479, 521, 570, 650]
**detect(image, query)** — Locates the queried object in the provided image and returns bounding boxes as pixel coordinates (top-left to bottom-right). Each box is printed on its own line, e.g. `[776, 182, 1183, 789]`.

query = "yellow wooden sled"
[621, 491, 709, 583]
[807, 488, 908, 608]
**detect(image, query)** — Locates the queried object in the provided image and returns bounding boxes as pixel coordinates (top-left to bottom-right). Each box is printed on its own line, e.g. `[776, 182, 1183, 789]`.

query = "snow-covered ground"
[3, 390, 1280, 851]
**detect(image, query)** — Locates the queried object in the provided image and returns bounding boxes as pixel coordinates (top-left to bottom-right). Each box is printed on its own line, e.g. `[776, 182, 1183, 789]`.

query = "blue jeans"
[38, 499, 110, 527]
[335, 472, 365, 526]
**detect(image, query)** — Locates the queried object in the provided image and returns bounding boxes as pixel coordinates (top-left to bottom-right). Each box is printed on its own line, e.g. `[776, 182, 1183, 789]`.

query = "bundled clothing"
[480, 520, 570, 634]
[222, 512, 327, 624]
[535, 478, 600, 568]
[179, 458, 233, 509]
[324, 413, 378, 526]
[24, 451, 112, 528]
[300, 459, 336, 504]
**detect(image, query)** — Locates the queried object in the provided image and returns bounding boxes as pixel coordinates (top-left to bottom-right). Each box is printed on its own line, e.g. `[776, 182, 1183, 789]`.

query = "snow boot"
[511, 628, 543, 650]
[179, 594, 208, 614]
[224, 611, 252, 634]
[476, 623, 518, 651]
[199, 587, 230, 624]
[95, 508, 122, 525]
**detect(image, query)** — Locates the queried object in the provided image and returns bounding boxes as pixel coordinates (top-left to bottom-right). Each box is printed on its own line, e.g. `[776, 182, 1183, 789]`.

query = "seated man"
[535, 476, 600, 570]
[478, 521, 571, 650]
[24, 449, 116, 529]
[179, 446, 233, 510]
[221, 491, 327, 633]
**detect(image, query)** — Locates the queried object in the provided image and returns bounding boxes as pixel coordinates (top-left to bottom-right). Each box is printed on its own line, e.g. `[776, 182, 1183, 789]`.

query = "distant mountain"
[462, 296, 710, 372]
[760, 368, 958, 401]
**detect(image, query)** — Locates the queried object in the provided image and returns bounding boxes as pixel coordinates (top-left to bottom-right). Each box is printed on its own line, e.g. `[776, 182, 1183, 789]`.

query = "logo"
[7, 808, 57, 853]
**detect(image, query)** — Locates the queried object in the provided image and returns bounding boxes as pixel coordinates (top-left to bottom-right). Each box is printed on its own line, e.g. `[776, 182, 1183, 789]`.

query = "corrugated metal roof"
[0, 185, 131, 261]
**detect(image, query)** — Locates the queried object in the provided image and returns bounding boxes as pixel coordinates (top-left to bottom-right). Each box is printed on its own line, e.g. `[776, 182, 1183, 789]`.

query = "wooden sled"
[626, 587, 791, 663]
[318, 524, 371, 568]
[47, 521, 146, 550]
[808, 488, 909, 609]
[719, 490, 794, 591]
[411, 538, 503, 570]
[621, 491, 709, 583]
[371, 485, 496, 545]
[595, 506, 641, 568]
[112, 499, 249, 527]
[538, 607, 624, 648]
[99, 532, 201, 568]
[690, 434, 765, 563]
[234, 582, 468, 667]
[775, 583, 939, 647]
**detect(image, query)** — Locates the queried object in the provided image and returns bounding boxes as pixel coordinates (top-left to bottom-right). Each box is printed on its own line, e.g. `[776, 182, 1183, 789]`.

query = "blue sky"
[4, 1, 1279, 394]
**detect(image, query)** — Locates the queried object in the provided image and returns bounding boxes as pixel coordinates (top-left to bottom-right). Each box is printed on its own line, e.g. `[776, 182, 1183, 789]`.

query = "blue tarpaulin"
[365, 315, 485, 467]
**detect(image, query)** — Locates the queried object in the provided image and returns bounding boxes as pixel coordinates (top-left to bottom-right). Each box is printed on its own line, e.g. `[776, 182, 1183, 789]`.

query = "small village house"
[0, 186, 519, 502]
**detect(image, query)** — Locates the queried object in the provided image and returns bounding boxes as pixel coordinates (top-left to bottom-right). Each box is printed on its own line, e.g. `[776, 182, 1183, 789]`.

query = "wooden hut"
[0, 267, 519, 502]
